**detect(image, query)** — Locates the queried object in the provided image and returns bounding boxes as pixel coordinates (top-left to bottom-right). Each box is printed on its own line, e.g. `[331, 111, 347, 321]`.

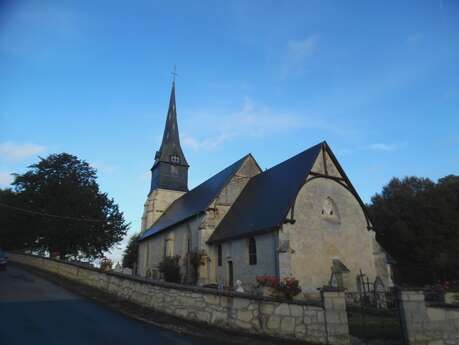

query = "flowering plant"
[100, 257, 113, 272]
[277, 277, 302, 299]
[256, 275, 302, 299]
[439, 280, 459, 290]
[256, 275, 279, 288]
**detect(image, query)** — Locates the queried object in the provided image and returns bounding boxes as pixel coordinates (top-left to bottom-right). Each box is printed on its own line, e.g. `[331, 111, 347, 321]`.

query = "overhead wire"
[0, 202, 107, 223]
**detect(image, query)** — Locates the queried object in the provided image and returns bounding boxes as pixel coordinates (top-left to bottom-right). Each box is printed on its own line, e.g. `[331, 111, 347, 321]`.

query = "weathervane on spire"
[171, 65, 178, 84]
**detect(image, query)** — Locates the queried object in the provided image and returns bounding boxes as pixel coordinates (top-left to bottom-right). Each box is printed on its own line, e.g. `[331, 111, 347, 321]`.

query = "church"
[137, 82, 393, 294]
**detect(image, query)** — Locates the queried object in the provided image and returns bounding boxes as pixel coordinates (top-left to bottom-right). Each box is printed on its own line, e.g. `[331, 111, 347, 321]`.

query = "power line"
[0, 202, 107, 223]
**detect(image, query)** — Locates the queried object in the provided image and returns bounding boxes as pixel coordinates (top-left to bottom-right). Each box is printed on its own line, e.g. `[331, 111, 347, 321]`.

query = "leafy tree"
[122, 232, 140, 269]
[368, 175, 459, 285]
[0, 188, 30, 250]
[0, 153, 129, 260]
[158, 256, 181, 283]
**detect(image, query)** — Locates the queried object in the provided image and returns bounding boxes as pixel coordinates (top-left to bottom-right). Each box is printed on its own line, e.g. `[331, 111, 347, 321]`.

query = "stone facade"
[140, 188, 185, 234]
[138, 155, 261, 284]
[10, 253, 351, 345]
[281, 177, 379, 292]
[399, 289, 459, 345]
[266, 146, 391, 293]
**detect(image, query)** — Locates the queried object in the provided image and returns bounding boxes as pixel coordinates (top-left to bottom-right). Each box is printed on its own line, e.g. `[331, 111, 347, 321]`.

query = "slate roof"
[207, 142, 323, 244]
[139, 155, 249, 242]
[154, 81, 188, 167]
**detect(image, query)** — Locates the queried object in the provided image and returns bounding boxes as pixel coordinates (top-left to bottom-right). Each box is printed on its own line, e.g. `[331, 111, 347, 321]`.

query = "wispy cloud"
[182, 97, 337, 152]
[365, 143, 399, 152]
[0, 142, 46, 161]
[340, 143, 400, 155]
[0, 171, 14, 187]
[281, 34, 319, 79]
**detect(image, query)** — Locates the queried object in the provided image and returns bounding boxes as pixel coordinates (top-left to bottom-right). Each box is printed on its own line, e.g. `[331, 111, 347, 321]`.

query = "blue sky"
[1, 0, 458, 262]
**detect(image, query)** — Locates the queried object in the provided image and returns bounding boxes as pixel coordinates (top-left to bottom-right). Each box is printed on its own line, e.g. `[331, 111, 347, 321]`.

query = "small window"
[187, 237, 191, 254]
[248, 238, 257, 265]
[170, 155, 180, 164]
[217, 245, 222, 266]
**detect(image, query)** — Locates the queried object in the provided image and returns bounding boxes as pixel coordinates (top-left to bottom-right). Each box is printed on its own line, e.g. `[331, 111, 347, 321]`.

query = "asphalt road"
[0, 264, 221, 345]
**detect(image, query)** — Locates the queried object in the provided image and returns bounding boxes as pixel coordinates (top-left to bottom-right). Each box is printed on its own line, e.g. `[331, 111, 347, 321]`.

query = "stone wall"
[399, 289, 459, 345]
[10, 253, 350, 345]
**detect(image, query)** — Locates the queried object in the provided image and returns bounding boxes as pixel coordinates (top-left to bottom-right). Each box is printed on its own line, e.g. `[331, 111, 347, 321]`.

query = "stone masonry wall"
[399, 289, 459, 345]
[10, 253, 350, 345]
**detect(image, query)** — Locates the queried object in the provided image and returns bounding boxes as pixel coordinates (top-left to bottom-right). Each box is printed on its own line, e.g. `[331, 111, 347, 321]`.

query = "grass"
[347, 306, 402, 340]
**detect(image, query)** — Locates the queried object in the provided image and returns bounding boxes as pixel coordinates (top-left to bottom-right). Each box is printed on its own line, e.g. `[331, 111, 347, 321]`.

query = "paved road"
[0, 264, 219, 345]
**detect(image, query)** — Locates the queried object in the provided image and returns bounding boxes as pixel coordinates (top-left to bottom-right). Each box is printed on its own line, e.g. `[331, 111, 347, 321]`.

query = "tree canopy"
[368, 175, 459, 285]
[122, 232, 140, 269]
[0, 153, 129, 260]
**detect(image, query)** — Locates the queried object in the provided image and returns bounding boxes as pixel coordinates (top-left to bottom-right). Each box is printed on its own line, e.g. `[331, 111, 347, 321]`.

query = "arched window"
[248, 238, 257, 265]
[217, 244, 222, 267]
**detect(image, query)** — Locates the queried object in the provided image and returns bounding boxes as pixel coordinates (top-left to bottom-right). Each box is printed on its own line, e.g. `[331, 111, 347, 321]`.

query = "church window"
[170, 155, 180, 164]
[217, 245, 222, 266]
[248, 238, 257, 265]
[170, 165, 179, 175]
[321, 197, 340, 222]
[187, 236, 191, 254]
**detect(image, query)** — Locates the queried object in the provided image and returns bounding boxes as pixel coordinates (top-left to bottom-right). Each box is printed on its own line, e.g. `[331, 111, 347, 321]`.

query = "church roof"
[139, 154, 250, 242]
[207, 142, 323, 244]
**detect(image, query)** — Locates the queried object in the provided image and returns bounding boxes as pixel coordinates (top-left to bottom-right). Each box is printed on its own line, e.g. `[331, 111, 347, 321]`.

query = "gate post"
[398, 288, 427, 345]
[321, 287, 350, 345]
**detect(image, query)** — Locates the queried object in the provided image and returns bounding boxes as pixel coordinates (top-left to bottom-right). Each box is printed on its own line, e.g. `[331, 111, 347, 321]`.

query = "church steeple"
[150, 81, 189, 193]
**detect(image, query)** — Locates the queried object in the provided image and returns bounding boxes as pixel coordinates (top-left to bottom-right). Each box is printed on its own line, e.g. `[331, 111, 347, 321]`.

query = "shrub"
[188, 250, 206, 284]
[158, 256, 181, 283]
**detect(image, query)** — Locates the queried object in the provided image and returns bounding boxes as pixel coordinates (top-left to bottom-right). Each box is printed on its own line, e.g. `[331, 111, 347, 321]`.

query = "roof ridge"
[208, 142, 323, 244]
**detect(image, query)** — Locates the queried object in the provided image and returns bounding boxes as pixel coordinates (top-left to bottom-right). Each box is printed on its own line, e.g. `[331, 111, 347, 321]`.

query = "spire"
[155, 81, 188, 166]
[149, 79, 189, 193]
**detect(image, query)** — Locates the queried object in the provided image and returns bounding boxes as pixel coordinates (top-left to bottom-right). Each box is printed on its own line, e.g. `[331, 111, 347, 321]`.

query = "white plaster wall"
[213, 232, 277, 290]
[287, 177, 378, 292]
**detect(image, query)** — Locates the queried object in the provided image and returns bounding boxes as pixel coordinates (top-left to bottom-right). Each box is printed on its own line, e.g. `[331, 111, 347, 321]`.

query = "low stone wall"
[10, 253, 350, 345]
[399, 289, 459, 345]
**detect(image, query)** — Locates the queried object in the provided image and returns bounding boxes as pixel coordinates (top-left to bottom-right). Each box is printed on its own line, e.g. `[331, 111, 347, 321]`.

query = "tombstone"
[374, 277, 387, 309]
[114, 262, 122, 272]
[235, 280, 244, 293]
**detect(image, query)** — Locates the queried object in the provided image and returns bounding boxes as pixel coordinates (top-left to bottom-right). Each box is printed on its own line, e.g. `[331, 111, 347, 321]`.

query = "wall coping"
[398, 287, 426, 292]
[427, 302, 459, 310]
[317, 286, 345, 292]
[11, 252, 324, 308]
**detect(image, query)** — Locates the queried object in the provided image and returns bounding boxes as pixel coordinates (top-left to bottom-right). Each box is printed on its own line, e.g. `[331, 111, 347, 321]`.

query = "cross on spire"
[171, 65, 178, 84]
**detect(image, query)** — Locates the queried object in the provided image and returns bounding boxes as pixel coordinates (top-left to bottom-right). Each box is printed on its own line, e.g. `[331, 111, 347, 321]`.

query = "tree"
[0, 153, 129, 260]
[368, 176, 459, 285]
[122, 232, 140, 269]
